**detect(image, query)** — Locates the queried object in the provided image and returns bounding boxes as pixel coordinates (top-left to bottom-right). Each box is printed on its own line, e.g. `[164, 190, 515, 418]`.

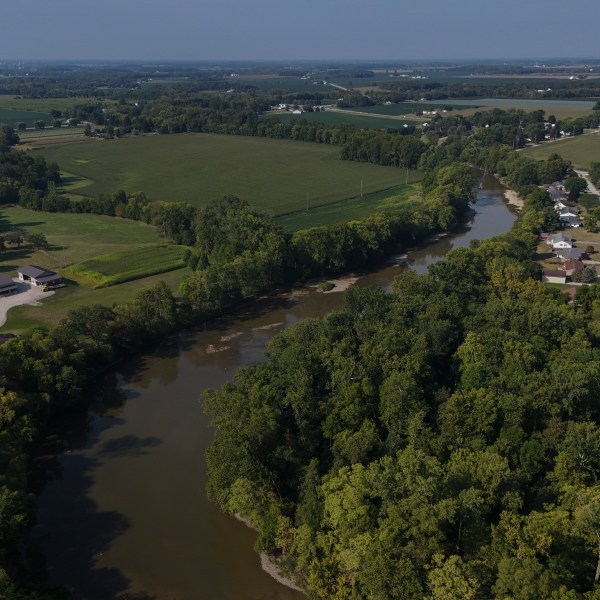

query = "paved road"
[575, 169, 600, 196]
[0, 280, 54, 326]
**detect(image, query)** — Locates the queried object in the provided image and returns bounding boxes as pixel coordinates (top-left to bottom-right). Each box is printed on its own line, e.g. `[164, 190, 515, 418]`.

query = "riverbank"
[503, 186, 524, 209]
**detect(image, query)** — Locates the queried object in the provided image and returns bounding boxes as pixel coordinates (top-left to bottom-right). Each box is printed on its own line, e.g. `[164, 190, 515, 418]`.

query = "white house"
[542, 269, 567, 284]
[547, 233, 573, 249]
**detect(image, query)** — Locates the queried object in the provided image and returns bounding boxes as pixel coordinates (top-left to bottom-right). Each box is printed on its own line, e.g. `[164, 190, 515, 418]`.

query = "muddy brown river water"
[32, 176, 516, 599]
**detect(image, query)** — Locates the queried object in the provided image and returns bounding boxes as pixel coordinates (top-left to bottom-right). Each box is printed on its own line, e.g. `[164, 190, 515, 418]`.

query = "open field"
[0, 207, 191, 332]
[271, 110, 417, 129]
[0, 108, 52, 128]
[522, 132, 600, 170]
[68, 244, 187, 288]
[37, 133, 419, 213]
[0, 206, 163, 274]
[340, 102, 472, 116]
[0, 96, 93, 114]
[275, 183, 421, 232]
[426, 98, 599, 120]
[2, 267, 191, 333]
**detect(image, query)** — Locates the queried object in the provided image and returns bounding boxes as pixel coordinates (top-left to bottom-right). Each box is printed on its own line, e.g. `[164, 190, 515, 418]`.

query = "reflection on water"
[32, 180, 516, 600]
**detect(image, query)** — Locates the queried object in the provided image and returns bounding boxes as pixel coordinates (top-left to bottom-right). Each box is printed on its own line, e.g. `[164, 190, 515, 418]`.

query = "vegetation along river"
[31, 175, 516, 600]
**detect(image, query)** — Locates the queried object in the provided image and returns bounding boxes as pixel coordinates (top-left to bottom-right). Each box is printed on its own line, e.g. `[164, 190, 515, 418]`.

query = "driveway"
[575, 169, 600, 196]
[0, 280, 54, 327]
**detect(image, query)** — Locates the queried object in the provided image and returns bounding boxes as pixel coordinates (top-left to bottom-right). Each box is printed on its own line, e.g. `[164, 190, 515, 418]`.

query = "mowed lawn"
[0, 207, 191, 333]
[0, 108, 52, 128]
[0, 206, 162, 275]
[37, 133, 416, 214]
[522, 133, 600, 170]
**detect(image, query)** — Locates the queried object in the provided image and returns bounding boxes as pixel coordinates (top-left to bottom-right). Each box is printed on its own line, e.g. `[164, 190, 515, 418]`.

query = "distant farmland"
[38, 133, 419, 215]
[271, 110, 416, 129]
[0, 108, 52, 128]
[522, 133, 600, 170]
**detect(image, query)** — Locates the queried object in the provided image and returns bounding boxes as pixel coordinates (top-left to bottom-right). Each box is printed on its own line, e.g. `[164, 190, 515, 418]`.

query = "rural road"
[0, 281, 54, 326]
[575, 169, 600, 196]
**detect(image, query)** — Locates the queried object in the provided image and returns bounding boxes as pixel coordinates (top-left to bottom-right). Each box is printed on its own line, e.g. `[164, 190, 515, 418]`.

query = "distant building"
[18, 266, 62, 287]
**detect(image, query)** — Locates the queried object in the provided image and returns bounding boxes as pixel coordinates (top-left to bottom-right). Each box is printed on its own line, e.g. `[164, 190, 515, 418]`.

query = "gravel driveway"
[0, 280, 55, 327]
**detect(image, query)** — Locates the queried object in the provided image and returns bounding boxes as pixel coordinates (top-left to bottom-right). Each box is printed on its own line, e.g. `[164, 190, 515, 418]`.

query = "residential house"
[556, 248, 585, 261]
[547, 233, 573, 249]
[559, 208, 579, 218]
[18, 265, 62, 287]
[0, 274, 18, 296]
[542, 269, 567, 284]
[560, 215, 582, 228]
[563, 259, 585, 276]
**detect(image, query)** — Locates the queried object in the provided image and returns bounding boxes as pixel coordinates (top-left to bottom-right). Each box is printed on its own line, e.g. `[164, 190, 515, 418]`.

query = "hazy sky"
[2, 0, 598, 61]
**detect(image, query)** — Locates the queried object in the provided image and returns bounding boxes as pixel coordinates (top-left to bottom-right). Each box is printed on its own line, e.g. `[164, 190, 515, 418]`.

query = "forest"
[205, 189, 600, 599]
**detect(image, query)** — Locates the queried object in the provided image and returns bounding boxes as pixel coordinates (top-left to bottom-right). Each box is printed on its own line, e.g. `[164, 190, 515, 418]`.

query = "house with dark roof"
[0, 274, 18, 296]
[18, 266, 62, 287]
[560, 215, 583, 228]
[556, 248, 585, 261]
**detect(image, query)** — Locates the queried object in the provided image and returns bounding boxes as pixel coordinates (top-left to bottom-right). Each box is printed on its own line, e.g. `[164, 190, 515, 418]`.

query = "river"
[31, 175, 516, 600]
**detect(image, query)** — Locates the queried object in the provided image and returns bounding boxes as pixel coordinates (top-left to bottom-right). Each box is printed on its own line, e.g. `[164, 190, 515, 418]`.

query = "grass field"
[0, 206, 162, 273]
[275, 183, 421, 232]
[37, 133, 419, 214]
[0, 207, 192, 333]
[2, 267, 192, 333]
[68, 244, 187, 288]
[0, 108, 52, 128]
[340, 102, 471, 116]
[271, 110, 416, 129]
[521, 132, 600, 170]
[0, 96, 93, 114]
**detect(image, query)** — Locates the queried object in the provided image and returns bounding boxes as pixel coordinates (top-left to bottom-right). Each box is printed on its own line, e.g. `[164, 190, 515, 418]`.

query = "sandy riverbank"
[234, 514, 307, 595]
[503, 187, 524, 209]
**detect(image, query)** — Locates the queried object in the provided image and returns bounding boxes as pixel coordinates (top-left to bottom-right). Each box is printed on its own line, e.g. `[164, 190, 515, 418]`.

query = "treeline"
[0, 141, 61, 206]
[0, 282, 183, 599]
[178, 163, 475, 314]
[204, 186, 600, 599]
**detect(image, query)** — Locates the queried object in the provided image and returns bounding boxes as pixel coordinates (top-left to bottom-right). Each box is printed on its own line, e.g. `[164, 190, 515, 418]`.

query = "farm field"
[68, 244, 187, 288]
[275, 183, 421, 232]
[522, 132, 600, 170]
[0, 96, 93, 114]
[426, 97, 599, 120]
[0, 108, 52, 128]
[37, 133, 419, 213]
[271, 110, 416, 129]
[340, 102, 472, 116]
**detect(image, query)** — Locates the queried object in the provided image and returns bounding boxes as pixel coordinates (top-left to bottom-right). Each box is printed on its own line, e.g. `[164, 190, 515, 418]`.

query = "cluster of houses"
[547, 182, 583, 228]
[0, 265, 63, 297]
[542, 233, 589, 284]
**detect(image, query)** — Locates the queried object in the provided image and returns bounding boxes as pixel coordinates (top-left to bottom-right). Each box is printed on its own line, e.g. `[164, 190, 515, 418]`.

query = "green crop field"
[0, 96, 93, 114]
[68, 244, 187, 288]
[37, 133, 419, 213]
[271, 110, 417, 129]
[522, 133, 600, 170]
[340, 102, 471, 116]
[275, 183, 421, 232]
[0, 108, 52, 128]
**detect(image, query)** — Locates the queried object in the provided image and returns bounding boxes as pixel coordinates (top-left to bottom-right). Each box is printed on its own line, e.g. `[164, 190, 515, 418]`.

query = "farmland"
[276, 183, 421, 232]
[522, 132, 600, 170]
[0, 108, 52, 128]
[340, 102, 471, 116]
[68, 244, 187, 288]
[271, 109, 417, 129]
[37, 133, 419, 214]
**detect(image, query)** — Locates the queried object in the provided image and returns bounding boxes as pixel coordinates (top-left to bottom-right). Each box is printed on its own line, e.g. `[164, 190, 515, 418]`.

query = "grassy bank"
[521, 132, 600, 169]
